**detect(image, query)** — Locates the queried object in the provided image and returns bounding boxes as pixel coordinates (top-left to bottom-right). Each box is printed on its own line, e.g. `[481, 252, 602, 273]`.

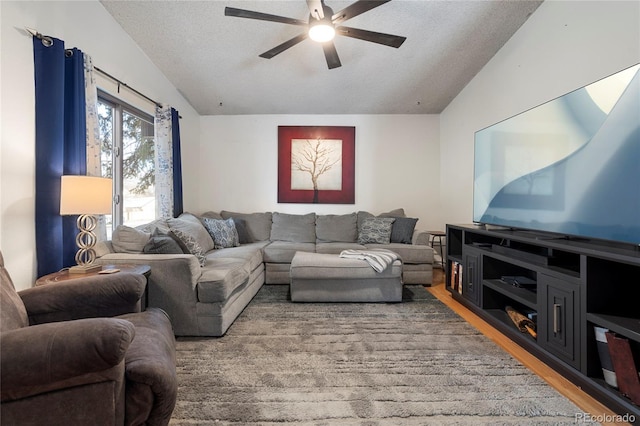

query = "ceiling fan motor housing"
[309, 3, 335, 42]
[310, 2, 334, 23]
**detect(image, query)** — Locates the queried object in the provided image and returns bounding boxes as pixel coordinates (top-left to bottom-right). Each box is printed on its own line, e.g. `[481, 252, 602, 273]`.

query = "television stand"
[446, 224, 640, 420]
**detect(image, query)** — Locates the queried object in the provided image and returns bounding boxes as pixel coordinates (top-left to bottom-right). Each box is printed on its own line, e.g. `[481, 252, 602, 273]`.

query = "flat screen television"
[473, 63, 640, 246]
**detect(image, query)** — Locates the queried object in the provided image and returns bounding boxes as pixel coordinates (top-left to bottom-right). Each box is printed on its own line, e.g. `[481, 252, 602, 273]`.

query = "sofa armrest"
[1, 318, 134, 400]
[95, 240, 115, 257]
[412, 229, 431, 245]
[96, 253, 202, 286]
[19, 273, 146, 324]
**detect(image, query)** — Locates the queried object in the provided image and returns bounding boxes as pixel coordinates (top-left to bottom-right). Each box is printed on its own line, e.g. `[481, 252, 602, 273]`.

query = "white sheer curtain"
[155, 105, 174, 218]
[83, 54, 108, 241]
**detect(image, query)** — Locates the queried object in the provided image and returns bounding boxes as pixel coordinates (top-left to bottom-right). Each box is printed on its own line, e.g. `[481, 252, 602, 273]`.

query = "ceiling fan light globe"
[309, 24, 335, 42]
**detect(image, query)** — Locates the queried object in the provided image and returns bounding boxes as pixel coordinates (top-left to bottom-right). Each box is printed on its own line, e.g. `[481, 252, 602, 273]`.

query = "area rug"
[171, 285, 582, 425]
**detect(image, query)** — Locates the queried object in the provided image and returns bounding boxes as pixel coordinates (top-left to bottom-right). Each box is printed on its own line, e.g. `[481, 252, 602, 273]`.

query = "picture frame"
[278, 126, 355, 204]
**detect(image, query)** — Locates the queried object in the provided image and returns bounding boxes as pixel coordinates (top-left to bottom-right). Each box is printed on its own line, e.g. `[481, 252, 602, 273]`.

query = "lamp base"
[69, 263, 103, 274]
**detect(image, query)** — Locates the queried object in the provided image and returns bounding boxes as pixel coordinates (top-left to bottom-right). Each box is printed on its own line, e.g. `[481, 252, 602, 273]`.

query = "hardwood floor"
[425, 267, 628, 425]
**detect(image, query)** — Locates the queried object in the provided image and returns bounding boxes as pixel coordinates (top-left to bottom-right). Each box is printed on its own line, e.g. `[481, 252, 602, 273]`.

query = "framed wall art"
[278, 126, 355, 204]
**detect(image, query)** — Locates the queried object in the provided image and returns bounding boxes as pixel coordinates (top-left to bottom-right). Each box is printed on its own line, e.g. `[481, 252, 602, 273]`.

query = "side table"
[36, 264, 151, 309]
[428, 231, 446, 269]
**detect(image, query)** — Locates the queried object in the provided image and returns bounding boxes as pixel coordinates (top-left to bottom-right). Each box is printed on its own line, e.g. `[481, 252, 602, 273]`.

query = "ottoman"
[290, 251, 403, 302]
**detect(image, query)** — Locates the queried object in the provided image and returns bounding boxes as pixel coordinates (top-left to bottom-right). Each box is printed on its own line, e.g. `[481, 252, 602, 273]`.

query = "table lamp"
[60, 175, 113, 273]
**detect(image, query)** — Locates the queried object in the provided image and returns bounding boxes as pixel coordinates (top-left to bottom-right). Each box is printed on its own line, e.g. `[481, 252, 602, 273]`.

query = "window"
[98, 91, 155, 237]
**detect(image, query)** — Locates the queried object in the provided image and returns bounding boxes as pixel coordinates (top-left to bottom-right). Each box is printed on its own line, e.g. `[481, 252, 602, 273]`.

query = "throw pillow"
[358, 217, 396, 245]
[202, 218, 240, 249]
[390, 217, 419, 244]
[378, 208, 406, 218]
[231, 218, 250, 244]
[136, 218, 170, 234]
[143, 229, 184, 254]
[357, 211, 375, 234]
[112, 225, 151, 253]
[167, 214, 215, 252]
[169, 228, 207, 266]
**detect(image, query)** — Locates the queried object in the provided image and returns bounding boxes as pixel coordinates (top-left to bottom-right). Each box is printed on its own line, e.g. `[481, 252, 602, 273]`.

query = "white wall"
[3, 0, 638, 289]
[198, 115, 441, 229]
[0, 1, 200, 290]
[439, 0, 640, 228]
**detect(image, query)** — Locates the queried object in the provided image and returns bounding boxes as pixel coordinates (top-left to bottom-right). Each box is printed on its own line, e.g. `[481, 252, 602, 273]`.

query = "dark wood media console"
[446, 224, 640, 422]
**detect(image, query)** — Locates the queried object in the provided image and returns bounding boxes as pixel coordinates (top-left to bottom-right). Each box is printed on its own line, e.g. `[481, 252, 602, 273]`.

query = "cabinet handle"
[468, 266, 473, 291]
[553, 303, 561, 334]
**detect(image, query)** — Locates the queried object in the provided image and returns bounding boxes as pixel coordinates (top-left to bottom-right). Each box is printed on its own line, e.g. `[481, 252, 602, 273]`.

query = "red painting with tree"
[278, 126, 355, 204]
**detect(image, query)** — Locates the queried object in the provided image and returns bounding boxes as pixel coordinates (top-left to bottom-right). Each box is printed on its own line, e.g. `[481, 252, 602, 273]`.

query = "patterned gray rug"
[171, 285, 582, 425]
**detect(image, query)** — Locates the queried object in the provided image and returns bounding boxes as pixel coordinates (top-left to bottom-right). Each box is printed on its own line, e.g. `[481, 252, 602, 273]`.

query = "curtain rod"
[25, 27, 53, 47]
[25, 27, 181, 118]
[95, 67, 162, 108]
[95, 67, 182, 118]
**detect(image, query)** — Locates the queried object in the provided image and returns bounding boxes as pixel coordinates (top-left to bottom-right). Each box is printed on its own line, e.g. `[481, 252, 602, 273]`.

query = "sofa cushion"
[200, 211, 223, 220]
[316, 213, 357, 243]
[167, 214, 215, 253]
[143, 229, 184, 254]
[202, 218, 240, 249]
[390, 217, 419, 244]
[262, 241, 315, 263]
[220, 211, 272, 243]
[316, 242, 367, 254]
[197, 259, 250, 303]
[270, 212, 316, 243]
[358, 217, 395, 245]
[112, 226, 151, 253]
[367, 242, 434, 264]
[205, 242, 266, 272]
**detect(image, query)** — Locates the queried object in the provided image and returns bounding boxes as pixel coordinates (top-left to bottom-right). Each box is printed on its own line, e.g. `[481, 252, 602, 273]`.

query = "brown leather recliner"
[0, 251, 178, 425]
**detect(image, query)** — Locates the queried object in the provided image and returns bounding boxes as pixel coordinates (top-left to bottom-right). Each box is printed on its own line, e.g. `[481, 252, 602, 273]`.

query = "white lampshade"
[60, 175, 113, 215]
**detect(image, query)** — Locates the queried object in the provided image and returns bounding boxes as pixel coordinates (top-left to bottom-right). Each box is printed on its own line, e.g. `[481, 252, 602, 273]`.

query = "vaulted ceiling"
[100, 0, 543, 115]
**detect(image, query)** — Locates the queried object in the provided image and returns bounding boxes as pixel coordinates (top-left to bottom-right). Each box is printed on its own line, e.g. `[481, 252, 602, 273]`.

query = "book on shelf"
[450, 261, 463, 294]
[605, 331, 640, 405]
[449, 261, 457, 290]
[594, 326, 618, 388]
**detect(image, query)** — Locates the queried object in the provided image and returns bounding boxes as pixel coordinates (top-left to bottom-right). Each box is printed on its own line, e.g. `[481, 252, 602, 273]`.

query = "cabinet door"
[463, 250, 481, 306]
[539, 273, 580, 369]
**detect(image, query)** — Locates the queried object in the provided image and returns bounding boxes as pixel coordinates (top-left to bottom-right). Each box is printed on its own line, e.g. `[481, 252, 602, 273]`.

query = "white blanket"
[339, 249, 400, 273]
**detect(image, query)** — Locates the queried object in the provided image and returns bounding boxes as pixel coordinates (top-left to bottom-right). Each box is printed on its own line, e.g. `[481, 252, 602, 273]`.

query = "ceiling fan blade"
[322, 41, 342, 69]
[259, 33, 309, 59]
[224, 7, 307, 26]
[306, 0, 324, 19]
[336, 26, 406, 48]
[332, 0, 392, 25]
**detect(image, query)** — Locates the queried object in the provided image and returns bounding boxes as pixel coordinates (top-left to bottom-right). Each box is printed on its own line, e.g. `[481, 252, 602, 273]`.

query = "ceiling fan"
[224, 0, 406, 69]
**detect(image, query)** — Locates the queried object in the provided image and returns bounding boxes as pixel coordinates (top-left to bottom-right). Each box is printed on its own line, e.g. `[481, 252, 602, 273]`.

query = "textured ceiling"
[100, 0, 542, 115]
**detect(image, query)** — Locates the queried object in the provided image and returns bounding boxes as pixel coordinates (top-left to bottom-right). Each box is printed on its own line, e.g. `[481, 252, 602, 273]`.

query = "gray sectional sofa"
[95, 209, 435, 337]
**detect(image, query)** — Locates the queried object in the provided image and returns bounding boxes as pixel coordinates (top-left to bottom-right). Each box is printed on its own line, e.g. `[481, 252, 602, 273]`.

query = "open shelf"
[483, 278, 537, 309]
[587, 313, 640, 342]
[484, 308, 538, 343]
[446, 224, 640, 420]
